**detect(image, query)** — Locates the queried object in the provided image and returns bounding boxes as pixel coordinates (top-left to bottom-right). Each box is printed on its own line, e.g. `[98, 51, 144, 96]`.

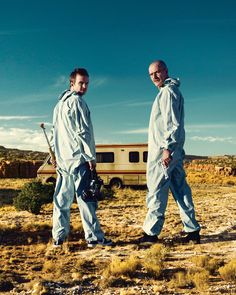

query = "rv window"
[96, 152, 114, 163]
[129, 152, 139, 163]
[143, 151, 148, 162]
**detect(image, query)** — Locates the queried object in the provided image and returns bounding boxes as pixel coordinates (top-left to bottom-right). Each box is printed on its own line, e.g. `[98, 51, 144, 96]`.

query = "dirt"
[0, 183, 236, 294]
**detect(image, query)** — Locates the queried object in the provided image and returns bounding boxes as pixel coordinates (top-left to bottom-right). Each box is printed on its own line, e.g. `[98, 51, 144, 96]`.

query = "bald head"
[149, 60, 169, 88]
[150, 60, 168, 70]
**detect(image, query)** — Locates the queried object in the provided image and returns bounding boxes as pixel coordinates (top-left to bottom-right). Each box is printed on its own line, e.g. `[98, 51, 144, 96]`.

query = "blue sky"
[0, 0, 235, 156]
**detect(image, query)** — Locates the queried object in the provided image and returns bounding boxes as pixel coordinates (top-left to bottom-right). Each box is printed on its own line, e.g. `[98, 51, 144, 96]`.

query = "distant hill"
[0, 144, 235, 164]
[0, 146, 48, 161]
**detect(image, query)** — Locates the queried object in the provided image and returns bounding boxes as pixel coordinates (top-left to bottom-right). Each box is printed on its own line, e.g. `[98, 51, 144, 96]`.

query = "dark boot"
[183, 230, 200, 244]
[138, 232, 158, 244]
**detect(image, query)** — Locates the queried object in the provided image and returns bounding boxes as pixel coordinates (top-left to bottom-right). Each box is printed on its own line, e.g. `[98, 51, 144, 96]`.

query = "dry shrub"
[107, 255, 140, 277]
[101, 255, 140, 288]
[191, 255, 223, 275]
[142, 244, 167, 278]
[170, 268, 209, 291]
[170, 271, 192, 288]
[191, 255, 209, 268]
[188, 269, 209, 291]
[219, 259, 236, 282]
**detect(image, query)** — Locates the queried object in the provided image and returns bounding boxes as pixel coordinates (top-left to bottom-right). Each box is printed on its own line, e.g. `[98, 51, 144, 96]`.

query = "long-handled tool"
[40, 123, 56, 165]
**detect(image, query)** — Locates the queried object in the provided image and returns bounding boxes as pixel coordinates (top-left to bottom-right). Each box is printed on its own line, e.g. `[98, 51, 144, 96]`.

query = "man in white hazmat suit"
[140, 60, 200, 244]
[50, 68, 112, 248]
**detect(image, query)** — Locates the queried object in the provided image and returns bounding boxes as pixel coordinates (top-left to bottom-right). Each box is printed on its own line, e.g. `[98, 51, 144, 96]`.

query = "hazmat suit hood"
[163, 78, 180, 87]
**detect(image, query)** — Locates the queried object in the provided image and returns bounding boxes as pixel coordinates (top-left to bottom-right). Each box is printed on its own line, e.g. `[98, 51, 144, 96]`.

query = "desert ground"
[0, 171, 236, 295]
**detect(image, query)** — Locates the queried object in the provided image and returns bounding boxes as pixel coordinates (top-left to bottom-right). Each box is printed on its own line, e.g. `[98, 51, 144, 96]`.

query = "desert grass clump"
[106, 255, 140, 277]
[100, 255, 140, 288]
[188, 269, 209, 291]
[170, 271, 192, 289]
[219, 259, 236, 282]
[191, 255, 224, 275]
[99, 255, 140, 288]
[142, 244, 168, 278]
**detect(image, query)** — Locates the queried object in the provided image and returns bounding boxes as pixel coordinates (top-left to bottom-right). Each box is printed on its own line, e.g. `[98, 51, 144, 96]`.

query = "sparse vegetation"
[188, 268, 210, 291]
[142, 244, 167, 278]
[104, 255, 140, 278]
[170, 271, 192, 288]
[219, 259, 236, 282]
[13, 180, 54, 214]
[0, 172, 236, 294]
[191, 254, 224, 275]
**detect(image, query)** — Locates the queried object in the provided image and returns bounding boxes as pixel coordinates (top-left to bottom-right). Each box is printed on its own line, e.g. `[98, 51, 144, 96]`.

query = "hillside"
[0, 146, 47, 161]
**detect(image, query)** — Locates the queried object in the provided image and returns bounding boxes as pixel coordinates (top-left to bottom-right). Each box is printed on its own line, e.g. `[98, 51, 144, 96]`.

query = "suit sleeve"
[159, 87, 181, 152]
[72, 98, 96, 162]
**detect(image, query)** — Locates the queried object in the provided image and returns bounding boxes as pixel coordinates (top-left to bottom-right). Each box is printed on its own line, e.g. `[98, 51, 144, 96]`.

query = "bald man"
[139, 60, 200, 244]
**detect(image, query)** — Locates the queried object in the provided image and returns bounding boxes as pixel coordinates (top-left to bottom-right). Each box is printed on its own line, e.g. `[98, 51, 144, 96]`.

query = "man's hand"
[50, 155, 57, 168]
[162, 149, 172, 168]
[88, 160, 96, 171]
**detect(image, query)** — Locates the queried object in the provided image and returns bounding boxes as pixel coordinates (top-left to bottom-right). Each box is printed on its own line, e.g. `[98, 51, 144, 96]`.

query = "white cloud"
[116, 128, 148, 135]
[190, 136, 235, 143]
[0, 115, 46, 121]
[0, 127, 48, 152]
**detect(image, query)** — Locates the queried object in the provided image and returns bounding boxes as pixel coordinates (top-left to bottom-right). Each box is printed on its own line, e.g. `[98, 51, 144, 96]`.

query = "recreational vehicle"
[37, 143, 148, 188]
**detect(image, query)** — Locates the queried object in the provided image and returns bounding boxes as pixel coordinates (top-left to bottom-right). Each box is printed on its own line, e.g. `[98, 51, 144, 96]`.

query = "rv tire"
[110, 178, 123, 189]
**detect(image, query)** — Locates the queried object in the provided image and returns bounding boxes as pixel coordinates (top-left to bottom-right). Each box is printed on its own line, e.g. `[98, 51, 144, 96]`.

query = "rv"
[37, 143, 148, 188]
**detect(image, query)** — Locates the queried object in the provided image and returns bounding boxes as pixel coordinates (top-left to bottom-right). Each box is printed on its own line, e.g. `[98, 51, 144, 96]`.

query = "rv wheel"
[110, 178, 123, 189]
[46, 177, 56, 187]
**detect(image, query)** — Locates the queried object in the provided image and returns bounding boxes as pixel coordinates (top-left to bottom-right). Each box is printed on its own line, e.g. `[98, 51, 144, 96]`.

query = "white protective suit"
[143, 78, 200, 236]
[50, 90, 104, 243]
